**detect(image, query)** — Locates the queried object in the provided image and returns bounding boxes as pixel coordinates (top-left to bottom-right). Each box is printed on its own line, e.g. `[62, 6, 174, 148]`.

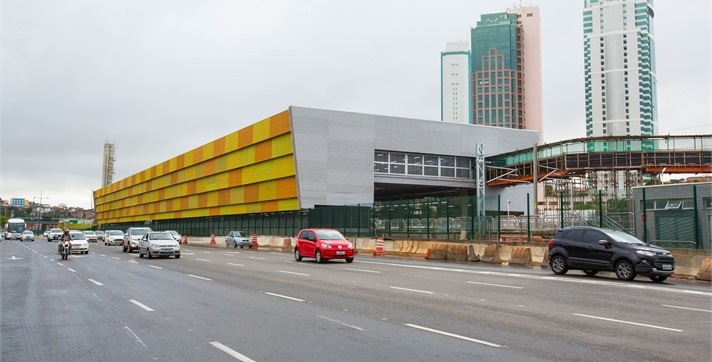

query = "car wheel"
[295, 248, 302, 261]
[650, 275, 667, 283]
[84, 251, 88, 255]
[175, 254, 180, 259]
[346, 257, 354, 263]
[139, 249, 143, 258]
[583, 270, 598, 277]
[315, 250, 323, 264]
[147, 249, 153, 259]
[615, 260, 636, 281]
[123, 243, 127, 252]
[550, 255, 568, 275]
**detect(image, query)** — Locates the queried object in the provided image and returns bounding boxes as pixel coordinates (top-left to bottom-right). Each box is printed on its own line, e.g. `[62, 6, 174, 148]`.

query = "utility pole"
[33, 192, 48, 232]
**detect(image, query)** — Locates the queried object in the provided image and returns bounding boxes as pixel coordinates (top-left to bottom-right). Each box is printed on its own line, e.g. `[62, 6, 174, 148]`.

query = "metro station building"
[94, 106, 538, 236]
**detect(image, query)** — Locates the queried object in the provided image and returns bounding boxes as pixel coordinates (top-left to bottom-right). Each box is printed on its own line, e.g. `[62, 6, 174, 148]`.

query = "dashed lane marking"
[210, 341, 256, 362]
[406, 323, 502, 348]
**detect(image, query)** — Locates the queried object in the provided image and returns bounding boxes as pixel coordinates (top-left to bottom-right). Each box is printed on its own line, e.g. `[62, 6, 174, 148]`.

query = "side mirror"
[598, 240, 611, 248]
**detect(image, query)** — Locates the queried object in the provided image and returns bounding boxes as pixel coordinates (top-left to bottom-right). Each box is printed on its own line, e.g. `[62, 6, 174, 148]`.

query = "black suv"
[548, 226, 675, 282]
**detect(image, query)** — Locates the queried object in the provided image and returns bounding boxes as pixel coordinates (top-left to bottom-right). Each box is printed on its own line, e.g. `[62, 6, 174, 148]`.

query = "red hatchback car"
[295, 229, 355, 263]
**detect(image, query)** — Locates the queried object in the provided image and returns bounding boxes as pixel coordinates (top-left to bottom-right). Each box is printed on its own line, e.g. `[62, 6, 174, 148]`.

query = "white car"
[104, 230, 124, 246]
[21, 230, 35, 241]
[83, 230, 98, 242]
[138, 231, 181, 259]
[69, 231, 89, 254]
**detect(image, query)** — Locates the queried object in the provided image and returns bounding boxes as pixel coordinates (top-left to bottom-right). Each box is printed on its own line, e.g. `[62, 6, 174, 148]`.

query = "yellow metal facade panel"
[94, 110, 296, 225]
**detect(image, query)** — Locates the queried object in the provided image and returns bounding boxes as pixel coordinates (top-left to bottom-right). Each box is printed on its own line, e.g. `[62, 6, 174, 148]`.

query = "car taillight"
[548, 240, 554, 248]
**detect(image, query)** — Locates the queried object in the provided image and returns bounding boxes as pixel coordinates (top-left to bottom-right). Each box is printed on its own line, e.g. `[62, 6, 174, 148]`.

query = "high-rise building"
[584, 0, 658, 137]
[441, 41, 472, 124]
[470, 7, 543, 143]
[102, 142, 115, 187]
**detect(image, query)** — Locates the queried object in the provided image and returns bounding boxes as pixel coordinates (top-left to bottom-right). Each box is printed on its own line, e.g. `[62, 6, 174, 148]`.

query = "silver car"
[138, 232, 181, 259]
[83, 230, 98, 243]
[226, 231, 252, 249]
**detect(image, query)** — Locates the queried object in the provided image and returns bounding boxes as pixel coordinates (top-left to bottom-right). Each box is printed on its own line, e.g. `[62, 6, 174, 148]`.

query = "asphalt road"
[1, 238, 711, 362]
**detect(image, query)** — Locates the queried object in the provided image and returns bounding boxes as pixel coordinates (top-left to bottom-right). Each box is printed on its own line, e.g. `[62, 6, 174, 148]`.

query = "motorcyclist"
[58, 229, 72, 255]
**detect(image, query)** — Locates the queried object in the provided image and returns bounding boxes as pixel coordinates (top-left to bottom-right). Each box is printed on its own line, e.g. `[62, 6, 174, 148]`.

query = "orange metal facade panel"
[244, 184, 260, 203]
[269, 110, 291, 137]
[238, 126, 254, 148]
[254, 141, 273, 163]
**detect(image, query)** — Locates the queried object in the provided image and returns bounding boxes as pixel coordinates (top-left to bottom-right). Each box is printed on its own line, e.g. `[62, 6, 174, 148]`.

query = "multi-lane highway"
[1, 239, 710, 361]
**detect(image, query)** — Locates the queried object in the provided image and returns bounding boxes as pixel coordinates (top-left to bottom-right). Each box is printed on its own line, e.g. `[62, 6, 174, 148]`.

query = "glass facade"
[374, 151, 473, 179]
[471, 12, 522, 129]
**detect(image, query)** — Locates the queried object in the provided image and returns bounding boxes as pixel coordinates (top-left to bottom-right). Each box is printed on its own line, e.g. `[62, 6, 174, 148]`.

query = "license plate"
[662, 264, 672, 271]
[336, 251, 345, 255]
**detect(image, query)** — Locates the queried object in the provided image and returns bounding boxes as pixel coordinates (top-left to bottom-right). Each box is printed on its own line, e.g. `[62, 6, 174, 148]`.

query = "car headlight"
[151, 244, 160, 249]
[321, 243, 331, 249]
[636, 250, 656, 257]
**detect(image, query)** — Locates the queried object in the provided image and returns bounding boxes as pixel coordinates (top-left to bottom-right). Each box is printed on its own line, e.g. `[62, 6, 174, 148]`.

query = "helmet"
[64, 229, 69, 234]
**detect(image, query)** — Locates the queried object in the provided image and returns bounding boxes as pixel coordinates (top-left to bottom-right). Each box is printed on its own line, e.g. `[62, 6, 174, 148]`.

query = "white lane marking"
[182, 252, 195, 255]
[195, 258, 211, 262]
[56, 262, 62, 265]
[574, 313, 683, 332]
[390, 286, 434, 294]
[358, 260, 712, 297]
[467, 281, 523, 289]
[129, 299, 155, 312]
[68, 268, 76, 273]
[112, 257, 120, 260]
[203, 251, 212, 254]
[99, 254, 106, 257]
[149, 265, 163, 270]
[88, 279, 104, 286]
[188, 274, 212, 281]
[406, 323, 501, 348]
[280, 270, 310, 277]
[249, 256, 265, 260]
[129, 260, 138, 264]
[210, 341, 256, 362]
[264, 292, 305, 302]
[662, 304, 712, 313]
[318, 315, 364, 331]
[227, 262, 245, 267]
[124, 326, 147, 348]
[345, 268, 381, 274]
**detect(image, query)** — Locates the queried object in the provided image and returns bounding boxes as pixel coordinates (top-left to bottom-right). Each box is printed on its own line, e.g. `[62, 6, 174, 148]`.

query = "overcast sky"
[2, 0, 710, 209]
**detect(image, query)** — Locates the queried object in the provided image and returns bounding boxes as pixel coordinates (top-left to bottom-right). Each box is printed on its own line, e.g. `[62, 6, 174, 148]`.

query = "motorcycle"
[59, 240, 71, 260]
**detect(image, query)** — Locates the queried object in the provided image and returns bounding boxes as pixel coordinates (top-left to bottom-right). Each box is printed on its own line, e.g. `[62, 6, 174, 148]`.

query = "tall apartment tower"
[102, 142, 116, 187]
[441, 41, 472, 124]
[584, 0, 658, 137]
[470, 7, 543, 143]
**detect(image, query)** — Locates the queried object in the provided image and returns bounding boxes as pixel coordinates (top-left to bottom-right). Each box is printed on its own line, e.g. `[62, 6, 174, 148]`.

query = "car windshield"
[230, 231, 244, 237]
[316, 230, 345, 240]
[51, 229, 62, 233]
[131, 228, 151, 235]
[70, 233, 86, 240]
[23, 231, 33, 235]
[604, 230, 646, 246]
[84, 231, 96, 235]
[149, 232, 173, 240]
[167, 231, 179, 236]
[109, 231, 123, 235]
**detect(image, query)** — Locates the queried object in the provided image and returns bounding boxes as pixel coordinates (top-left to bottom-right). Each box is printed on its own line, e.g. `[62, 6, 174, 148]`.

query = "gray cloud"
[2, 0, 710, 209]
